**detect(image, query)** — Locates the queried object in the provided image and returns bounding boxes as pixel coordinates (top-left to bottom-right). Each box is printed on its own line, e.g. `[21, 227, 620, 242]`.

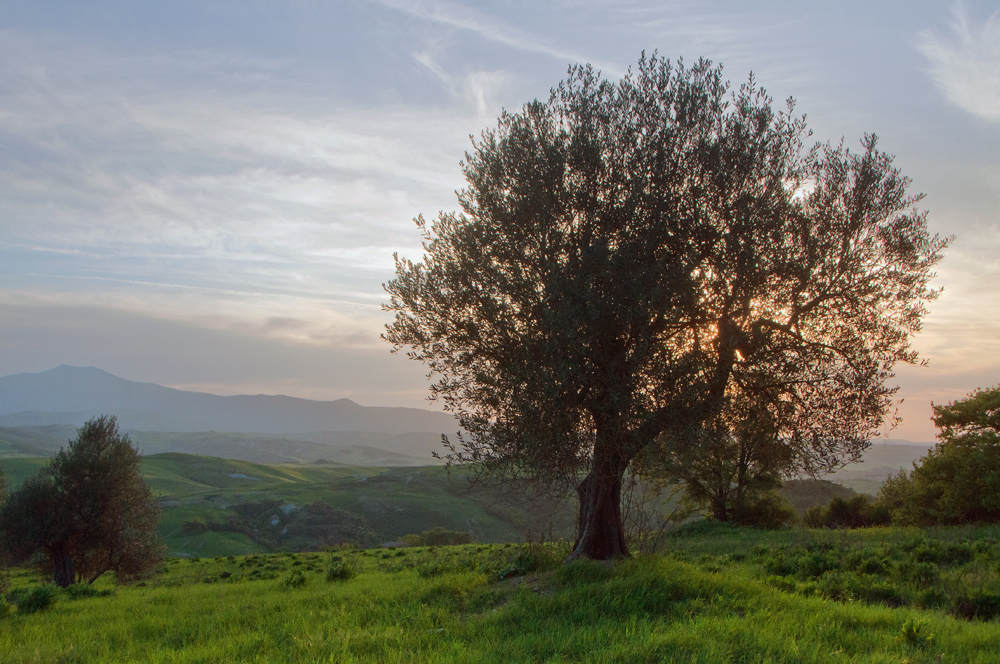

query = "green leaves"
[933, 385, 1000, 440]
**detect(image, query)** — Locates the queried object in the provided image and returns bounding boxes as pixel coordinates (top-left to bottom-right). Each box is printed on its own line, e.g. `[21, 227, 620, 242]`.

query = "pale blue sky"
[1, 1, 998, 441]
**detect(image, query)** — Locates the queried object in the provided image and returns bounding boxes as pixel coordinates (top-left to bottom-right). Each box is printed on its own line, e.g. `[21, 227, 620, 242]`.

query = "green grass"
[3, 538, 1000, 663]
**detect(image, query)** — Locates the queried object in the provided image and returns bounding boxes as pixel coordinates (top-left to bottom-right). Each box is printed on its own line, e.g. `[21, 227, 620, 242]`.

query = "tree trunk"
[711, 489, 730, 522]
[567, 466, 629, 561]
[51, 547, 75, 588]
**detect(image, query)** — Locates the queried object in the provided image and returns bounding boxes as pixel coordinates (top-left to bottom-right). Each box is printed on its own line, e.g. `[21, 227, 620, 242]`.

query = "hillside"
[0, 425, 448, 466]
[0, 453, 577, 557]
[0, 452, 899, 559]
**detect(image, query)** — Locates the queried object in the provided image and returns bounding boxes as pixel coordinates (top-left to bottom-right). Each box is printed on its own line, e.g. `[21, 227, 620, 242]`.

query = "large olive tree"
[383, 55, 947, 560]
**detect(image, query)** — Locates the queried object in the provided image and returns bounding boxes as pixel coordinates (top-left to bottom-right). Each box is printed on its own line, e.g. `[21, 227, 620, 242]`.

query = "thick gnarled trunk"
[567, 465, 629, 561]
[51, 546, 75, 588]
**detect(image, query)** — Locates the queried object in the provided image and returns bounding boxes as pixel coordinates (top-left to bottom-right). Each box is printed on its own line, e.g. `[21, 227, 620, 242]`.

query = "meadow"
[4, 525, 1000, 662]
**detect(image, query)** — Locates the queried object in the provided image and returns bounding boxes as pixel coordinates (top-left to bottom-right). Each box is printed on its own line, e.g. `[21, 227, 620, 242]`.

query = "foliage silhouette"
[384, 53, 948, 560]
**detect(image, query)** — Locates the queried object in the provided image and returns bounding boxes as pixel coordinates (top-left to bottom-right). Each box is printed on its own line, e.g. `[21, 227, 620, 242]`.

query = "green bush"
[495, 541, 568, 581]
[64, 584, 112, 600]
[15, 585, 56, 614]
[399, 527, 474, 547]
[280, 570, 307, 589]
[882, 386, 1000, 526]
[325, 558, 355, 582]
[898, 618, 935, 649]
[952, 589, 1000, 621]
[733, 491, 796, 529]
[804, 495, 889, 529]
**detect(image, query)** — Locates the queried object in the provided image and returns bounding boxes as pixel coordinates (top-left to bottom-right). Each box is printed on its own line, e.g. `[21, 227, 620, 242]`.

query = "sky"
[1, 1, 998, 442]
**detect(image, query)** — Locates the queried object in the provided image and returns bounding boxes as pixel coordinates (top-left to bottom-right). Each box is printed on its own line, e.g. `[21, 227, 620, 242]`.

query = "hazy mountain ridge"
[0, 366, 936, 474]
[0, 365, 457, 435]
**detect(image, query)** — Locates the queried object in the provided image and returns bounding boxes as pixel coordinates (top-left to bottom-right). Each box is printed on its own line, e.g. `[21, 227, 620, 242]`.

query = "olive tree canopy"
[383, 54, 947, 560]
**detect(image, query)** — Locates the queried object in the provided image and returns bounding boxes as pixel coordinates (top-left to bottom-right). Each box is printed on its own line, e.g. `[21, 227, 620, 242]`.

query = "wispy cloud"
[412, 48, 510, 120]
[0, 28, 491, 368]
[917, 3, 1000, 122]
[371, 0, 621, 75]
[0, 31, 474, 301]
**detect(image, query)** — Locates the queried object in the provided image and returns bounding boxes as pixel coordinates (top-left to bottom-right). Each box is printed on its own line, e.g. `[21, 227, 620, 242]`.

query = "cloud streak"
[918, 3, 1000, 122]
[371, 0, 621, 75]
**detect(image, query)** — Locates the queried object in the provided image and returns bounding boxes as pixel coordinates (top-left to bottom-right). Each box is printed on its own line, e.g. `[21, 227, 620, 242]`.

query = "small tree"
[0, 416, 162, 586]
[384, 54, 947, 560]
[646, 394, 796, 524]
[878, 386, 1000, 525]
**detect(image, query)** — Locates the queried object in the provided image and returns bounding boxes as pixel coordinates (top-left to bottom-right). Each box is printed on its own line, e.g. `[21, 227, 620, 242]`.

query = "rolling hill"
[0, 453, 578, 557]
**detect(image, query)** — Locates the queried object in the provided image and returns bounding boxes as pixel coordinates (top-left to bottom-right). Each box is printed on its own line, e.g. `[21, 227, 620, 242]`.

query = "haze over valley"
[0, 365, 933, 484]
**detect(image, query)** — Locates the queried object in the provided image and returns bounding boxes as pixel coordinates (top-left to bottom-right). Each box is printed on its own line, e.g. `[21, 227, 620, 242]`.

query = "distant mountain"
[0, 365, 457, 436]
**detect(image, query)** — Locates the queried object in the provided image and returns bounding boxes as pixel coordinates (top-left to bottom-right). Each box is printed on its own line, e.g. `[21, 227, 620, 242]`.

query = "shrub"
[399, 527, 474, 547]
[64, 584, 111, 599]
[884, 386, 1000, 526]
[16, 585, 56, 614]
[855, 578, 904, 607]
[898, 618, 935, 649]
[804, 494, 889, 529]
[496, 541, 568, 581]
[733, 491, 796, 529]
[952, 589, 1000, 621]
[325, 557, 355, 582]
[280, 570, 307, 589]
[797, 550, 840, 579]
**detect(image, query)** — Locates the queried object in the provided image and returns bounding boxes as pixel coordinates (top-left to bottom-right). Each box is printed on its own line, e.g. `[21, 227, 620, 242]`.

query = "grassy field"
[4, 526, 1000, 662]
